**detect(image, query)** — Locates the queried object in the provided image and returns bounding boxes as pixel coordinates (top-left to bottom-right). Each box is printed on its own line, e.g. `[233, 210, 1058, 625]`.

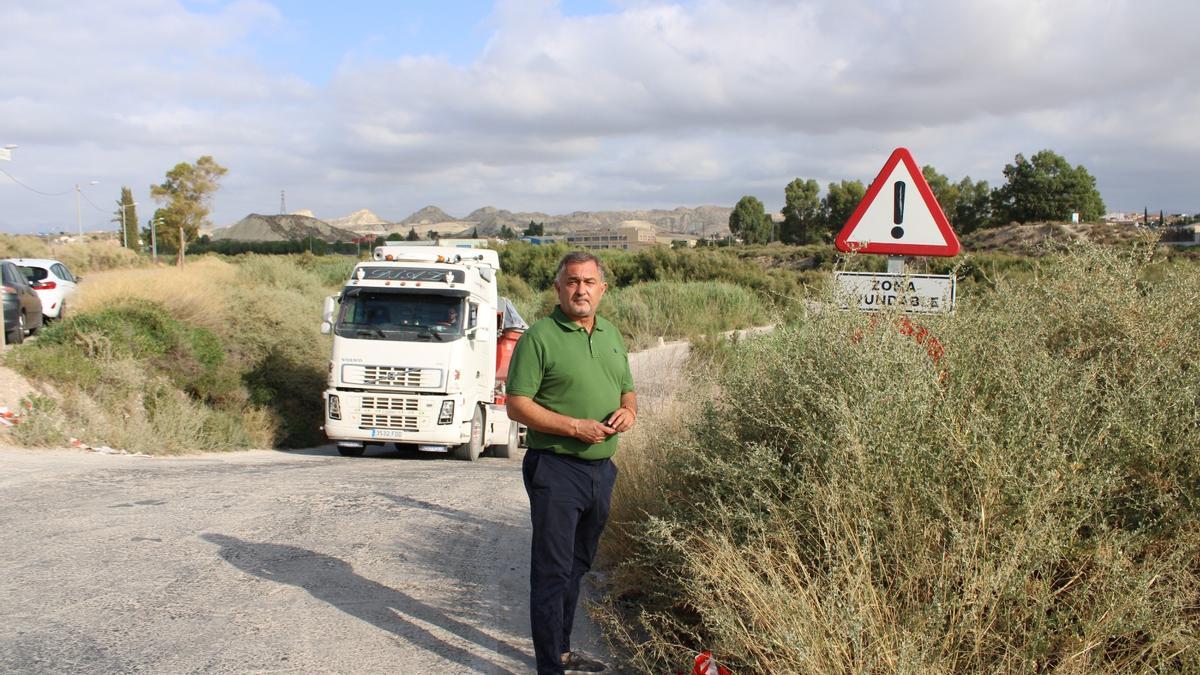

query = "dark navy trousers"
[523, 448, 617, 675]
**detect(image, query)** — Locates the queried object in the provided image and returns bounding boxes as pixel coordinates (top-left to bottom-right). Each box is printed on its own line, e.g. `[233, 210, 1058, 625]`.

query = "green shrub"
[602, 281, 770, 349]
[2, 253, 339, 453]
[602, 243, 1200, 673]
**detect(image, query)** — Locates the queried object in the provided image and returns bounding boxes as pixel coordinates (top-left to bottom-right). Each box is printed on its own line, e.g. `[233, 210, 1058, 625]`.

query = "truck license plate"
[369, 429, 405, 439]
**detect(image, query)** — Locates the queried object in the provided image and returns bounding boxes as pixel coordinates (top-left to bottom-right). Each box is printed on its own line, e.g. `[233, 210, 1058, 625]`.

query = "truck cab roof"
[372, 245, 499, 270]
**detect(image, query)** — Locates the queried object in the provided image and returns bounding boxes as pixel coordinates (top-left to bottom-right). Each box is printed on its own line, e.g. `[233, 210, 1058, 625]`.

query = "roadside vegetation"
[2, 240, 789, 452]
[0, 233, 143, 273]
[598, 241, 1200, 673]
[4, 253, 351, 453]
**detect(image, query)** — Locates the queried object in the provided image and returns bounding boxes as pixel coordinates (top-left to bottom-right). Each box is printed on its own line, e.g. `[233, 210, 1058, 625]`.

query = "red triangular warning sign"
[834, 148, 960, 257]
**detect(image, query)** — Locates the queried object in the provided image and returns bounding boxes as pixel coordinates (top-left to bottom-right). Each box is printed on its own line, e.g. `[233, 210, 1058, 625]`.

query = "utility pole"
[150, 217, 160, 263]
[75, 180, 98, 240]
[116, 199, 138, 249]
[281, 189, 286, 214]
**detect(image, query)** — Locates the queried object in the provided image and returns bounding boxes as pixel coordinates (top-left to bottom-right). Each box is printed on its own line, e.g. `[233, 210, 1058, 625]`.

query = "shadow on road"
[201, 533, 533, 672]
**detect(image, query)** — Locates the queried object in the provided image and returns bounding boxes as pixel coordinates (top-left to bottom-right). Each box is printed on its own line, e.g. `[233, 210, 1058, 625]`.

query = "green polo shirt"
[507, 306, 635, 460]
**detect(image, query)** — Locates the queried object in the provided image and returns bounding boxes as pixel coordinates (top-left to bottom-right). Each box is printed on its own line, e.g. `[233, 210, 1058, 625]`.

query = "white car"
[8, 258, 80, 320]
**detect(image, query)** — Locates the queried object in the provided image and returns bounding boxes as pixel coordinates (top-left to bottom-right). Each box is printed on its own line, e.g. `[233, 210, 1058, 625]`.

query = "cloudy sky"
[1, 0, 1197, 234]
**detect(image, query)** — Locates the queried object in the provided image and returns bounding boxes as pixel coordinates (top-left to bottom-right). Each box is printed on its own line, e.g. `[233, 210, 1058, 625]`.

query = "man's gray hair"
[554, 251, 606, 283]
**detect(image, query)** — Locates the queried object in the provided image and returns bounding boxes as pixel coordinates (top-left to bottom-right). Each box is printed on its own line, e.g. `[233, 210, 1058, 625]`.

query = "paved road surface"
[0, 445, 608, 673]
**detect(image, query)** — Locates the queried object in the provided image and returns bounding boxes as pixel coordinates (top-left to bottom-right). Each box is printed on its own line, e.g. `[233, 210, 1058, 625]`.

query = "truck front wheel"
[451, 406, 484, 461]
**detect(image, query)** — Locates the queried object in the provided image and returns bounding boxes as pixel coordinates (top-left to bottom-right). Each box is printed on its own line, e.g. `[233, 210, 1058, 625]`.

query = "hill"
[461, 205, 732, 235]
[400, 206, 456, 225]
[961, 221, 1152, 255]
[213, 204, 735, 241]
[210, 214, 361, 243]
[328, 209, 392, 234]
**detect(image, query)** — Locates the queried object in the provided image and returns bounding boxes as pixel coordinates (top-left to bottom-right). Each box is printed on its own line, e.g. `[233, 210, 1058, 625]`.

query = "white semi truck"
[320, 245, 526, 460]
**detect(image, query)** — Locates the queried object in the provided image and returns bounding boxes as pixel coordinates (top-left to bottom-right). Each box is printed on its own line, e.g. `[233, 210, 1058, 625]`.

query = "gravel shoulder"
[0, 445, 607, 673]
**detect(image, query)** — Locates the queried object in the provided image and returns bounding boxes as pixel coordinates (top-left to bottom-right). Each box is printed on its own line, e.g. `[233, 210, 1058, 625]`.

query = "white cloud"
[1, 0, 1198, 233]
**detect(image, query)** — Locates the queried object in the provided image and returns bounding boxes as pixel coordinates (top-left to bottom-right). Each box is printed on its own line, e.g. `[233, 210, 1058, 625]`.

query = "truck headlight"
[328, 394, 341, 420]
[438, 400, 454, 425]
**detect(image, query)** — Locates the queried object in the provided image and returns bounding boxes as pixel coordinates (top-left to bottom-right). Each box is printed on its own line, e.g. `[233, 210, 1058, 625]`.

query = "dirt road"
[0, 331, 734, 673]
[0, 445, 611, 673]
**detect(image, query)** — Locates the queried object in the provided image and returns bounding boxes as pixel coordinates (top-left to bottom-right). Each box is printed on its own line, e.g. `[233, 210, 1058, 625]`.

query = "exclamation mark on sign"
[891, 182, 906, 239]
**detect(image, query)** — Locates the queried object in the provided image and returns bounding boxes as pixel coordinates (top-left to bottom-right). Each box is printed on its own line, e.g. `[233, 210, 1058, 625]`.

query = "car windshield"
[334, 290, 465, 342]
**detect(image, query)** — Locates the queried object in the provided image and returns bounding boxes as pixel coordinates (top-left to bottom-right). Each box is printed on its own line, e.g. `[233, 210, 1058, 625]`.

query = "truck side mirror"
[322, 295, 338, 324]
[320, 321, 332, 335]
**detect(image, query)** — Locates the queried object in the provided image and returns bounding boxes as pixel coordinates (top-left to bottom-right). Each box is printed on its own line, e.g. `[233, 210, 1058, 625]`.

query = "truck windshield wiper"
[416, 326, 444, 341]
[354, 327, 387, 339]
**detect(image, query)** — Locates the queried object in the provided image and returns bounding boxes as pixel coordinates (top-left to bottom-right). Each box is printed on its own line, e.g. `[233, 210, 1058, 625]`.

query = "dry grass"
[72, 257, 236, 335]
[0, 234, 143, 272]
[5, 254, 334, 452]
[598, 243, 1200, 673]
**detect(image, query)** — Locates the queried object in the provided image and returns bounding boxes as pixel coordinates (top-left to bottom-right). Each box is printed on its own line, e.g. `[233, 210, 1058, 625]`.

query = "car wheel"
[55, 302, 66, 322]
[336, 444, 366, 457]
[451, 406, 484, 461]
[9, 313, 25, 345]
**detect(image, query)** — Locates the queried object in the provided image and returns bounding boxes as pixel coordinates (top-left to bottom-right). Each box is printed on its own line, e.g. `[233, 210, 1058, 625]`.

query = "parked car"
[1, 260, 43, 345]
[9, 258, 80, 320]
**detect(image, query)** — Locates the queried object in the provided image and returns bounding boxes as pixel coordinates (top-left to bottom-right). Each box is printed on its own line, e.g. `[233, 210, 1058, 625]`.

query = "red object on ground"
[692, 651, 732, 675]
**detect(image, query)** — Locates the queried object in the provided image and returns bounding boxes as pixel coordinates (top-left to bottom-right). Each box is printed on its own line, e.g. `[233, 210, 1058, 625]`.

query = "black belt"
[527, 447, 610, 465]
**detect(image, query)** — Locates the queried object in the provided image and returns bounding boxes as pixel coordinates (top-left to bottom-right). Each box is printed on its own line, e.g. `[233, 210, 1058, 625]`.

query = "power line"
[78, 188, 107, 213]
[0, 167, 72, 196]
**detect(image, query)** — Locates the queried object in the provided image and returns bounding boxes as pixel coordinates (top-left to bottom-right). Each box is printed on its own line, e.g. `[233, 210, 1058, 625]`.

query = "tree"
[499, 225, 518, 240]
[922, 166, 960, 221]
[729, 196, 771, 244]
[780, 178, 823, 244]
[386, 231, 403, 241]
[112, 187, 139, 249]
[523, 220, 544, 236]
[149, 208, 178, 254]
[405, 227, 420, 241]
[822, 180, 866, 235]
[149, 155, 227, 250]
[918, 165, 992, 234]
[426, 229, 438, 240]
[953, 177, 992, 234]
[991, 150, 1105, 224]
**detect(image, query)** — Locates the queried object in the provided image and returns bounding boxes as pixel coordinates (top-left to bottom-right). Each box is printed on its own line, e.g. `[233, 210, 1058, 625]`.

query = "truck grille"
[359, 396, 420, 431]
[342, 365, 442, 388]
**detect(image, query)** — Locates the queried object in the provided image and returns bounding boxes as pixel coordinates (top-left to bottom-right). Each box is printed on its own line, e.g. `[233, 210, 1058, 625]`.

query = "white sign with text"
[834, 271, 956, 314]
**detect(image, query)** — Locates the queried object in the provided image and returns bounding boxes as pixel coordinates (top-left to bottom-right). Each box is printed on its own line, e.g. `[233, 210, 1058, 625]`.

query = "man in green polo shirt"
[507, 251, 636, 675]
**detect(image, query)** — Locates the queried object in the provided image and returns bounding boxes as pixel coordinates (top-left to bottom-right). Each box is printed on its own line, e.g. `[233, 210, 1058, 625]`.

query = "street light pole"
[116, 200, 138, 249]
[150, 217, 161, 263]
[75, 180, 99, 240]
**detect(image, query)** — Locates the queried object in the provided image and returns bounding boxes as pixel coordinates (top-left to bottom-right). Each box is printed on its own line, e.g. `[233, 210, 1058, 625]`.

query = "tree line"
[730, 149, 1107, 245]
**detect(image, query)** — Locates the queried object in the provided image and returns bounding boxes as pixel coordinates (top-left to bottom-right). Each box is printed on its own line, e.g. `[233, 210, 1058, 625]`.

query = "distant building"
[565, 221, 659, 250]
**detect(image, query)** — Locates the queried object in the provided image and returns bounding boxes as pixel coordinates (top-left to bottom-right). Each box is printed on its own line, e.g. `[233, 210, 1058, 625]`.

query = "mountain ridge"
[214, 205, 734, 241]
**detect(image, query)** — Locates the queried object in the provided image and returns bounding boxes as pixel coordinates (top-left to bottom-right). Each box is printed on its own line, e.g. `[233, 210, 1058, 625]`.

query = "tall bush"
[602, 243, 1200, 672]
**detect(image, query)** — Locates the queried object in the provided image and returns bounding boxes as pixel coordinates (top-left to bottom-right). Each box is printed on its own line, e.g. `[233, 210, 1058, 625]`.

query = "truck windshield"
[336, 290, 465, 341]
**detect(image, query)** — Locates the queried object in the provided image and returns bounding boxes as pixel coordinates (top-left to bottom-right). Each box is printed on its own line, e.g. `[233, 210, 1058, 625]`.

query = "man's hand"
[604, 407, 636, 433]
[571, 419, 617, 444]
